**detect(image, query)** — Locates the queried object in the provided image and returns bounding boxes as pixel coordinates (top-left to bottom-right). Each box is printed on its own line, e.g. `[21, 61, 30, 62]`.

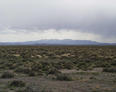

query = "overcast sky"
[0, 0, 116, 42]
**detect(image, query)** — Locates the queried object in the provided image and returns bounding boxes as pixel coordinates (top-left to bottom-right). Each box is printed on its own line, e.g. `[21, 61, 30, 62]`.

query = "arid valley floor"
[0, 46, 116, 92]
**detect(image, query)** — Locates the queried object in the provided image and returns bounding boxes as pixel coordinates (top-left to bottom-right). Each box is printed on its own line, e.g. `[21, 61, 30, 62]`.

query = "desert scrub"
[15, 66, 32, 74]
[103, 67, 116, 73]
[9, 80, 26, 88]
[1, 71, 15, 78]
[16, 86, 36, 92]
[47, 67, 60, 75]
[28, 71, 37, 76]
[55, 73, 74, 81]
[89, 76, 97, 80]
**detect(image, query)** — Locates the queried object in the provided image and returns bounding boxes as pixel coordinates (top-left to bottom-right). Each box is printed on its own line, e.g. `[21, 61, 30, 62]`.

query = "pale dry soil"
[0, 69, 116, 92]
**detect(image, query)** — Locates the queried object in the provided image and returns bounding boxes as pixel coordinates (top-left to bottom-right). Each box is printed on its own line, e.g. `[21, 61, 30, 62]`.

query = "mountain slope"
[0, 39, 115, 45]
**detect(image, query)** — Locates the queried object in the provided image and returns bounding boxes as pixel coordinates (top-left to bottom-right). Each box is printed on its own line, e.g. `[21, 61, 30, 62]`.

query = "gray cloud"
[0, 0, 116, 42]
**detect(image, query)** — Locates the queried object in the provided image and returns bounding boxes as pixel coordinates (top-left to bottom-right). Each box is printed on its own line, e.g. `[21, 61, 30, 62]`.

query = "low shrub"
[17, 86, 37, 92]
[28, 71, 37, 76]
[1, 71, 15, 78]
[103, 67, 116, 73]
[9, 80, 26, 87]
[47, 68, 60, 75]
[89, 76, 97, 80]
[55, 74, 74, 81]
[15, 66, 31, 74]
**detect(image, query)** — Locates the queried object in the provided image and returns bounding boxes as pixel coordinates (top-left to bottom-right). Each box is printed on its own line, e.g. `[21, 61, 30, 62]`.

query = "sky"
[0, 0, 116, 42]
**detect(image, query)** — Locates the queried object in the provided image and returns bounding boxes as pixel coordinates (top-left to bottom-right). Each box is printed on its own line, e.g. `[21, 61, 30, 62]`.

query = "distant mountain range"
[0, 39, 116, 45]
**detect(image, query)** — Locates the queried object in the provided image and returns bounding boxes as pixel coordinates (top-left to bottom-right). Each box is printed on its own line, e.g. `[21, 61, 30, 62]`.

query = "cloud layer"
[0, 0, 116, 42]
[0, 29, 102, 42]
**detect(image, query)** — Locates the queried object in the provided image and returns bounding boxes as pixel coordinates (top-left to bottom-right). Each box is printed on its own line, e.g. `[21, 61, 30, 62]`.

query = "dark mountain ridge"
[0, 39, 115, 45]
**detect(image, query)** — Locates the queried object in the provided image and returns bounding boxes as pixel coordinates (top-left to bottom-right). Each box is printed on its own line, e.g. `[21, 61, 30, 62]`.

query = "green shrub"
[15, 66, 31, 74]
[9, 80, 26, 87]
[28, 71, 37, 76]
[89, 76, 97, 80]
[1, 71, 15, 78]
[47, 68, 60, 75]
[56, 74, 73, 81]
[103, 67, 116, 73]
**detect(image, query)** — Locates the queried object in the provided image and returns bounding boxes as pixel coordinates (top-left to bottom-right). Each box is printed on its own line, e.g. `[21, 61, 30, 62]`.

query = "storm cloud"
[0, 0, 116, 42]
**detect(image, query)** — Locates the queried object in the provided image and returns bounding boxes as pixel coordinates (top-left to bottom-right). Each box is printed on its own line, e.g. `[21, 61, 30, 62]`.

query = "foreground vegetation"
[0, 45, 116, 92]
